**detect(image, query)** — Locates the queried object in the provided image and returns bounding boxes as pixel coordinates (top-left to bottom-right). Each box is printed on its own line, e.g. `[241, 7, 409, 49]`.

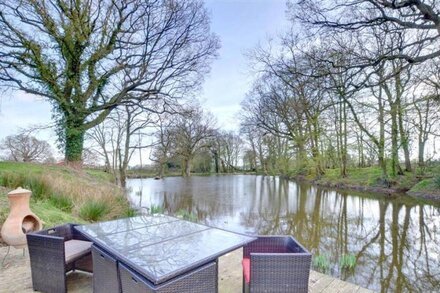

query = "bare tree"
[150, 114, 174, 177]
[243, 40, 337, 176]
[240, 123, 269, 173]
[0, 0, 219, 165]
[1, 134, 53, 162]
[87, 105, 154, 187]
[294, 0, 440, 64]
[170, 107, 217, 177]
[212, 130, 243, 172]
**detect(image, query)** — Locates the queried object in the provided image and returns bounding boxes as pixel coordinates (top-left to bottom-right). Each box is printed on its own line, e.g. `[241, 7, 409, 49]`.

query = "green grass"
[413, 178, 432, 190]
[48, 194, 73, 212]
[339, 254, 356, 270]
[0, 187, 10, 225]
[433, 175, 440, 189]
[309, 166, 385, 186]
[32, 200, 86, 227]
[148, 204, 164, 214]
[85, 168, 116, 182]
[0, 161, 114, 183]
[0, 161, 132, 228]
[0, 171, 52, 200]
[79, 200, 109, 222]
[307, 166, 419, 191]
[175, 209, 197, 221]
[409, 177, 440, 196]
[124, 207, 138, 217]
[0, 186, 85, 229]
[313, 254, 331, 273]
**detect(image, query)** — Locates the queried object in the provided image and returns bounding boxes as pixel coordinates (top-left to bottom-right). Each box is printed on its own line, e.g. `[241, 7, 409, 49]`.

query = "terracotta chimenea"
[1, 187, 42, 248]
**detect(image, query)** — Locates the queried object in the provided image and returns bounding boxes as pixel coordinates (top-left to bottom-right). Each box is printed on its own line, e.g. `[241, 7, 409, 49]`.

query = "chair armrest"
[243, 236, 290, 258]
[35, 223, 74, 240]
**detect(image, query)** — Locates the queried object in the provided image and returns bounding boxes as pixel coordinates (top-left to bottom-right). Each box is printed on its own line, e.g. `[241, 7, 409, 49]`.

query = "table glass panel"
[76, 214, 176, 238]
[76, 215, 256, 284]
[92, 220, 209, 252]
[123, 228, 253, 283]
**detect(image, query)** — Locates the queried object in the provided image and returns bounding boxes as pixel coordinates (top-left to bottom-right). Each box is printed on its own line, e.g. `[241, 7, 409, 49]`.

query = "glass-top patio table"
[75, 214, 256, 288]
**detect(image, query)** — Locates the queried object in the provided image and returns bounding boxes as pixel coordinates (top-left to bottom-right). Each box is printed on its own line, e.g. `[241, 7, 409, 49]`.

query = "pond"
[127, 175, 440, 293]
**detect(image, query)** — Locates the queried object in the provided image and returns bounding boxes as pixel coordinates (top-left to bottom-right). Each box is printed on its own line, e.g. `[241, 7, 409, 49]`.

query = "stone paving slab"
[0, 246, 374, 293]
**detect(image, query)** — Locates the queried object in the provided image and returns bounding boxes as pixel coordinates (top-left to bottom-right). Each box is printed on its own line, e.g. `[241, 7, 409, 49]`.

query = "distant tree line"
[85, 101, 245, 187]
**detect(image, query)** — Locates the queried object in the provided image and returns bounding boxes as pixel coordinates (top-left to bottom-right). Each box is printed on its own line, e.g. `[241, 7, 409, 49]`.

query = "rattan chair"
[27, 223, 93, 293]
[242, 235, 312, 293]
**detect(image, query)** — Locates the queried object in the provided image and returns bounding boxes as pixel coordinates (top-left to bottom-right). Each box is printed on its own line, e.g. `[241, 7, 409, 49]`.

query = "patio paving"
[0, 246, 374, 293]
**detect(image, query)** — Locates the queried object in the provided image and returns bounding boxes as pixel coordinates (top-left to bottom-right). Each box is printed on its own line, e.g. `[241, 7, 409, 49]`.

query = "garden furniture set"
[26, 214, 311, 293]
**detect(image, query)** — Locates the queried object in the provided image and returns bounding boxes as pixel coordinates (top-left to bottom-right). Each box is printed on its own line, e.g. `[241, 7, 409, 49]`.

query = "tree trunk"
[119, 167, 127, 188]
[159, 162, 166, 178]
[183, 158, 191, 177]
[257, 141, 267, 174]
[340, 100, 348, 177]
[398, 103, 412, 172]
[395, 69, 411, 172]
[309, 116, 325, 176]
[418, 139, 426, 171]
[377, 90, 388, 180]
[390, 103, 403, 176]
[213, 150, 219, 173]
[64, 117, 85, 167]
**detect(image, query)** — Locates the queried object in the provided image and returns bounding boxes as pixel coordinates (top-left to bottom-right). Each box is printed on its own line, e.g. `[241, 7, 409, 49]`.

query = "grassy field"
[0, 162, 135, 236]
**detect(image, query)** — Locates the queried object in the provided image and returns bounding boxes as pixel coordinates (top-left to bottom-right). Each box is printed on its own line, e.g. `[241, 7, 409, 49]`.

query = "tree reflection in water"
[127, 175, 440, 292]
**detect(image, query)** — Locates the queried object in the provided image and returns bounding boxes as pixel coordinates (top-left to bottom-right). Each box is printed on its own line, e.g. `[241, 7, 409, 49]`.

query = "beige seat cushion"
[65, 240, 92, 263]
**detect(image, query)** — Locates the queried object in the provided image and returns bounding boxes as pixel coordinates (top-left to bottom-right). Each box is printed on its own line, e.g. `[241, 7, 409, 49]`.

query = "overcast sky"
[0, 0, 290, 160]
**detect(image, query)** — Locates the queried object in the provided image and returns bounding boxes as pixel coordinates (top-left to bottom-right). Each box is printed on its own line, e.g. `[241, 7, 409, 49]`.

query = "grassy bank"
[126, 169, 218, 178]
[0, 186, 84, 228]
[298, 165, 440, 199]
[0, 162, 135, 236]
[306, 167, 416, 190]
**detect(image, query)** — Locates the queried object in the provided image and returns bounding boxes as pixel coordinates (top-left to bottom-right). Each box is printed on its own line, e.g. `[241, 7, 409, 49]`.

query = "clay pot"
[1, 187, 42, 248]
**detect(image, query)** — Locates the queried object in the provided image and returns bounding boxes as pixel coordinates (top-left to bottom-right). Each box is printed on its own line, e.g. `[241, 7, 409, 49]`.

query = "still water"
[127, 175, 440, 293]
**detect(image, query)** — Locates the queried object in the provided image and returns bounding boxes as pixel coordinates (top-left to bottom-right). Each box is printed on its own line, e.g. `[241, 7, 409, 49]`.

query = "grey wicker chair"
[242, 235, 312, 293]
[27, 223, 93, 293]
